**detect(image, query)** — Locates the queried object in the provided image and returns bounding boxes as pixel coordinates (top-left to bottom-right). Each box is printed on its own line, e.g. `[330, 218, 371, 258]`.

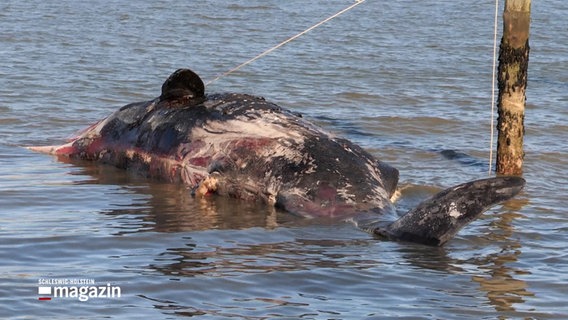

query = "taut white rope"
[489, 0, 500, 175]
[205, 0, 366, 86]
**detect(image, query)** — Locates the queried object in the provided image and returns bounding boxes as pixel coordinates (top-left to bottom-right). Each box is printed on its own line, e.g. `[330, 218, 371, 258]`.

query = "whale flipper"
[373, 176, 525, 246]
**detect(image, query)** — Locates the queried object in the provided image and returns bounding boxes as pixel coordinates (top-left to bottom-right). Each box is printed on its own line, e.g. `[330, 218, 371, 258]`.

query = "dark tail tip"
[375, 176, 525, 246]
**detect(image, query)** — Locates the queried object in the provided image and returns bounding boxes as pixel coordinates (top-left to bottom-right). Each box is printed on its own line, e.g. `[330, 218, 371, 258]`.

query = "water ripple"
[1, 0, 567, 319]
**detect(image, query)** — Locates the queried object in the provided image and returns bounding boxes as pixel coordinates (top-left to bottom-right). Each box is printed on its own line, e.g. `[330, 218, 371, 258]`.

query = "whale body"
[29, 69, 525, 246]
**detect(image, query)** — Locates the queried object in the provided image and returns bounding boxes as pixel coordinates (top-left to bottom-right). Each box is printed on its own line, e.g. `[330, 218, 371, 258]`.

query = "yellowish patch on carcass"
[195, 175, 219, 197]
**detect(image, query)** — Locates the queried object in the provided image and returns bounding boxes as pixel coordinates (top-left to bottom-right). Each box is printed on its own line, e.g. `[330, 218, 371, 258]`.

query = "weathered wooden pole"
[496, 0, 531, 175]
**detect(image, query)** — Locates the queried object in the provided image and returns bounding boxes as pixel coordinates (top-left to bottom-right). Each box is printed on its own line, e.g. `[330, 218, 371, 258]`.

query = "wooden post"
[496, 0, 531, 175]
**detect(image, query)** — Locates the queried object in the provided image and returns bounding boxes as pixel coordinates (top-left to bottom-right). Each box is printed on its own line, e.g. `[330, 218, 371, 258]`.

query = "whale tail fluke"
[374, 176, 525, 246]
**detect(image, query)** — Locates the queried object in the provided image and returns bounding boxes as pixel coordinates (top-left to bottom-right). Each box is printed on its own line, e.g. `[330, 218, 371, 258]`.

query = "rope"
[489, 0, 499, 175]
[205, 0, 366, 86]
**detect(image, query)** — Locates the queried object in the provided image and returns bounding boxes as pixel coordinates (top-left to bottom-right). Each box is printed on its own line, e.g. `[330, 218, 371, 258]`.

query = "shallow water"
[1, 0, 567, 319]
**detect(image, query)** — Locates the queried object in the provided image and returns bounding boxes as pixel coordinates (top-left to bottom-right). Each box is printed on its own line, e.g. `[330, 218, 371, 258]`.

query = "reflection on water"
[149, 237, 380, 278]
[2, 0, 567, 317]
[472, 197, 533, 314]
[56, 156, 290, 233]
[0, 147, 553, 319]
[65, 157, 538, 317]
[107, 185, 283, 234]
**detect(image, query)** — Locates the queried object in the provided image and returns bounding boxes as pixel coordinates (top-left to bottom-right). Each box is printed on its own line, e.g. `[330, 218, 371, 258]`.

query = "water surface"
[1, 0, 567, 318]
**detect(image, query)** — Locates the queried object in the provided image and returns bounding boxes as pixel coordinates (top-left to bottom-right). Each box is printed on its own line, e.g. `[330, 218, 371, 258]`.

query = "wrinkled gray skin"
[29, 69, 525, 246]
